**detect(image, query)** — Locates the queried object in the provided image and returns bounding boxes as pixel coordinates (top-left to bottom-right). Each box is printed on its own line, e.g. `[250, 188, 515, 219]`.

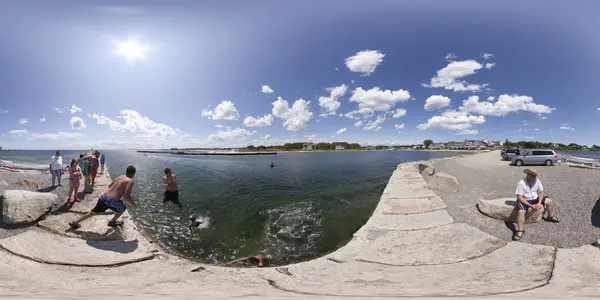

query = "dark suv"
[502, 148, 521, 161]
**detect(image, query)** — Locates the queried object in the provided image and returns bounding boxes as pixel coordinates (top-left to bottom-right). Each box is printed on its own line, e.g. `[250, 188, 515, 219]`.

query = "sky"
[1, 0, 600, 150]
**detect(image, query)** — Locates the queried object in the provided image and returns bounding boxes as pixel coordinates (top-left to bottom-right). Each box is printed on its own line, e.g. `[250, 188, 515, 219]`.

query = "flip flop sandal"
[69, 222, 81, 229]
[545, 216, 560, 223]
[512, 230, 525, 241]
[108, 220, 124, 227]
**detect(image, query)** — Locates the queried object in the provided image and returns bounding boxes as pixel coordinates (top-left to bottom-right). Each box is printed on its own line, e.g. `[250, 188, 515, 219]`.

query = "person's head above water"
[164, 168, 172, 175]
[126, 165, 136, 178]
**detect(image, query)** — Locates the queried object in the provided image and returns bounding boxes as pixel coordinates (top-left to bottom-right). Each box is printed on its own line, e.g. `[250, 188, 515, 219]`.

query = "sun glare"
[114, 39, 150, 62]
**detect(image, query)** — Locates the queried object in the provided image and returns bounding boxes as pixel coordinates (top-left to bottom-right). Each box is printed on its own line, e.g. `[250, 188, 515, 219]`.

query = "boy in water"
[188, 214, 203, 232]
[225, 255, 272, 268]
[160, 168, 182, 209]
[68, 166, 137, 229]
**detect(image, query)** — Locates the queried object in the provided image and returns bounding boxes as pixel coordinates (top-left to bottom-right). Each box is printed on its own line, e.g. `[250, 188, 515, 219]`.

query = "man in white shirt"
[49, 150, 63, 187]
[513, 168, 559, 241]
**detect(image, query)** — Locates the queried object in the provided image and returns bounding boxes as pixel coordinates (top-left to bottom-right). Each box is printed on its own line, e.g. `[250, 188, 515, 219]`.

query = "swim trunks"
[163, 190, 180, 205]
[52, 169, 62, 177]
[92, 194, 126, 213]
[515, 196, 547, 212]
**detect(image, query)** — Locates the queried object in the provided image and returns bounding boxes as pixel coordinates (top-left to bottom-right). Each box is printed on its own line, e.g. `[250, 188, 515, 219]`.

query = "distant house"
[413, 145, 423, 149]
[429, 143, 445, 150]
[302, 143, 315, 151]
[335, 145, 345, 150]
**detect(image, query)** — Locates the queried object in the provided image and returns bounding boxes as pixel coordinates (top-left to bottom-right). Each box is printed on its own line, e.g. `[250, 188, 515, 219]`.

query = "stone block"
[477, 198, 542, 223]
[1, 190, 61, 224]
[427, 172, 459, 192]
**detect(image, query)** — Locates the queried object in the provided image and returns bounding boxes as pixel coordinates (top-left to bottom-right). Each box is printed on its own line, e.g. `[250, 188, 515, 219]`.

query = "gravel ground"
[431, 150, 600, 248]
[0, 168, 71, 239]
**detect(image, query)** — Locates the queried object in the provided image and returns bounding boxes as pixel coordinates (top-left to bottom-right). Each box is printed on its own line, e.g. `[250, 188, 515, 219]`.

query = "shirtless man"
[160, 168, 182, 209]
[68, 166, 137, 229]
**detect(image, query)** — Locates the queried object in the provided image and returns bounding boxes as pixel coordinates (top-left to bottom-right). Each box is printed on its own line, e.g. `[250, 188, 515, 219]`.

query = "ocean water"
[1, 149, 462, 265]
[560, 151, 600, 160]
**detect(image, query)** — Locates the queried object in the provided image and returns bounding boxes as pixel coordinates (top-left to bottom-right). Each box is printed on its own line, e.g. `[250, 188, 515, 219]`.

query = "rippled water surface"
[1, 149, 462, 265]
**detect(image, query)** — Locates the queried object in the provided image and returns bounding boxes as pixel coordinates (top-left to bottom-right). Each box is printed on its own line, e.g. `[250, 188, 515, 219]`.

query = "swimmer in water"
[225, 254, 272, 268]
[188, 214, 203, 232]
[269, 161, 274, 168]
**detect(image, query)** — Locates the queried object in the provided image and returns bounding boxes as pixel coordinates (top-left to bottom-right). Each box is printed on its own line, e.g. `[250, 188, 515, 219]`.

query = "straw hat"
[524, 168, 538, 176]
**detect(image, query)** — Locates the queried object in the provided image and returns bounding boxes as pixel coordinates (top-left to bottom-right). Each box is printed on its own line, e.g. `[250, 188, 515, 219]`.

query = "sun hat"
[524, 168, 538, 176]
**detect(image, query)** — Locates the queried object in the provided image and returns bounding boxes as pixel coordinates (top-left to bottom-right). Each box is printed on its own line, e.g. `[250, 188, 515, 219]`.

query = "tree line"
[503, 139, 600, 151]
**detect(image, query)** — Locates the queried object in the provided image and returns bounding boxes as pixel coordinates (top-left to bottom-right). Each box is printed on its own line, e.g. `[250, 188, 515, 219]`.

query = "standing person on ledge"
[49, 150, 63, 187]
[69, 166, 137, 229]
[100, 152, 106, 174]
[512, 168, 560, 241]
[160, 168, 182, 209]
[90, 151, 100, 187]
[67, 159, 82, 204]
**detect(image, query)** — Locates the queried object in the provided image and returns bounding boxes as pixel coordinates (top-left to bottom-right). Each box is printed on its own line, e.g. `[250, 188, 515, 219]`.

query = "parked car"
[511, 149, 559, 166]
[502, 148, 521, 161]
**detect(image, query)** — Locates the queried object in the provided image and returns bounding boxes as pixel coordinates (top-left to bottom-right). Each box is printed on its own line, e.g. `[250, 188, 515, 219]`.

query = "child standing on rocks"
[67, 159, 82, 204]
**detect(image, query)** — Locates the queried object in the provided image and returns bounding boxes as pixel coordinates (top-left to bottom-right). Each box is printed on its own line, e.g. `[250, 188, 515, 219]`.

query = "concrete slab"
[355, 223, 506, 266]
[477, 198, 542, 223]
[390, 169, 423, 180]
[268, 242, 555, 297]
[535, 245, 600, 296]
[354, 209, 454, 239]
[38, 212, 138, 241]
[0, 229, 154, 267]
[380, 195, 447, 214]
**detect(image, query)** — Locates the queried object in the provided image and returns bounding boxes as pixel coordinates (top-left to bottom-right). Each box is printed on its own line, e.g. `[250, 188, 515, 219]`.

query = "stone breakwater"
[1, 155, 599, 298]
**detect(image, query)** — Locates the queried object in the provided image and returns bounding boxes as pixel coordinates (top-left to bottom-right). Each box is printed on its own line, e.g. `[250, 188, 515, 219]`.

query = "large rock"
[17, 179, 40, 189]
[427, 172, 459, 192]
[477, 198, 542, 223]
[1, 190, 61, 224]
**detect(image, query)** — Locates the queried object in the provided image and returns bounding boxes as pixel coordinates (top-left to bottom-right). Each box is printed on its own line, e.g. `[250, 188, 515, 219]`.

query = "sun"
[114, 39, 150, 62]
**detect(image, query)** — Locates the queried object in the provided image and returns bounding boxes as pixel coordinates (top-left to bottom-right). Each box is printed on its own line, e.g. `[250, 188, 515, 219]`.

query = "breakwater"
[137, 150, 277, 156]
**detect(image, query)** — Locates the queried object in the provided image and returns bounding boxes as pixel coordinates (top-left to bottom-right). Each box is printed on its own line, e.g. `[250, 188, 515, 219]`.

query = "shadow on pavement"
[591, 198, 600, 228]
[86, 239, 140, 253]
[36, 186, 57, 193]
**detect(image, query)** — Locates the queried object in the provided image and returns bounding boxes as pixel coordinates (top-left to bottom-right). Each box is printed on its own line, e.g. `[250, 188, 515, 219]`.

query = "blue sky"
[1, 0, 600, 149]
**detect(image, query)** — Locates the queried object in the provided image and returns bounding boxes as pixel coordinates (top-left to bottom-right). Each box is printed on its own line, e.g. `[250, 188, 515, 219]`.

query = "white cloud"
[70, 105, 82, 114]
[8, 129, 29, 137]
[263, 134, 272, 140]
[392, 108, 407, 118]
[457, 129, 479, 135]
[445, 53, 458, 61]
[318, 84, 348, 116]
[485, 63, 496, 69]
[0, 109, 7, 114]
[350, 87, 411, 112]
[54, 108, 64, 114]
[208, 128, 255, 141]
[30, 132, 82, 139]
[559, 125, 575, 130]
[69, 117, 86, 130]
[19, 119, 28, 124]
[272, 97, 313, 131]
[424, 95, 451, 111]
[201, 101, 240, 120]
[423, 59, 485, 92]
[344, 108, 374, 120]
[354, 120, 363, 127]
[40, 118, 46, 122]
[335, 68, 339, 71]
[215, 124, 224, 128]
[395, 123, 405, 130]
[363, 115, 386, 131]
[536, 114, 548, 120]
[534, 128, 539, 131]
[351, 80, 355, 84]
[482, 53, 494, 60]
[261, 85, 274, 94]
[243, 114, 274, 127]
[336, 128, 347, 135]
[345, 50, 385, 76]
[597, 108, 600, 112]
[91, 110, 184, 138]
[487, 96, 495, 101]
[417, 109, 486, 134]
[460, 95, 554, 116]
[525, 136, 535, 140]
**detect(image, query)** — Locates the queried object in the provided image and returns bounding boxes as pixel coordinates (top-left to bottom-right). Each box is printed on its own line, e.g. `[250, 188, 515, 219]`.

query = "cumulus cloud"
[392, 108, 407, 118]
[70, 105, 82, 114]
[30, 132, 82, 139]
[8, 129, 29, 137]
[201, 101, 240, 120]
[482, 53, 494, 60]
[40, 118, 46, 122]
[214, 124, 224, 128]
[457, 129, 479, 135]
[208, 128, 255, 141]
[19, 119, 28, 124]
[460, 95, 554, 116]
[354, 120, 363, 127]
[272, 97, 313, 131]
[69, 117, 86, 130]
[349, 87, 411, 112]
[344, 108, 374, 120]
[363, 115, 386, 131]
[395, 123, 405, 130]
[485, 63, 496, 69]
[417, 109, 485, 134]
[345, 50, 385, 76]
[91, 110, 184, 138]
[243, 114, 274, 127]
[525, 136, 535, 140]
[559, 125, 575, 130]
[597, 108, 600, 112]
[55, 108, 64, 114]
[423, 59, 485, 92]
[0, 109, 8, 114]
[424, 95, 451, 111]
[263, 134, 272, 140]
[336, 128, 347, 135]
[261, 85, 274, 94]
[318, 84, 348, 116]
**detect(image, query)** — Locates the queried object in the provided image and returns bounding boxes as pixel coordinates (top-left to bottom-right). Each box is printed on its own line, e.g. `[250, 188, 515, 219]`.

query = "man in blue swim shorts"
[69, 166, 137, 229]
